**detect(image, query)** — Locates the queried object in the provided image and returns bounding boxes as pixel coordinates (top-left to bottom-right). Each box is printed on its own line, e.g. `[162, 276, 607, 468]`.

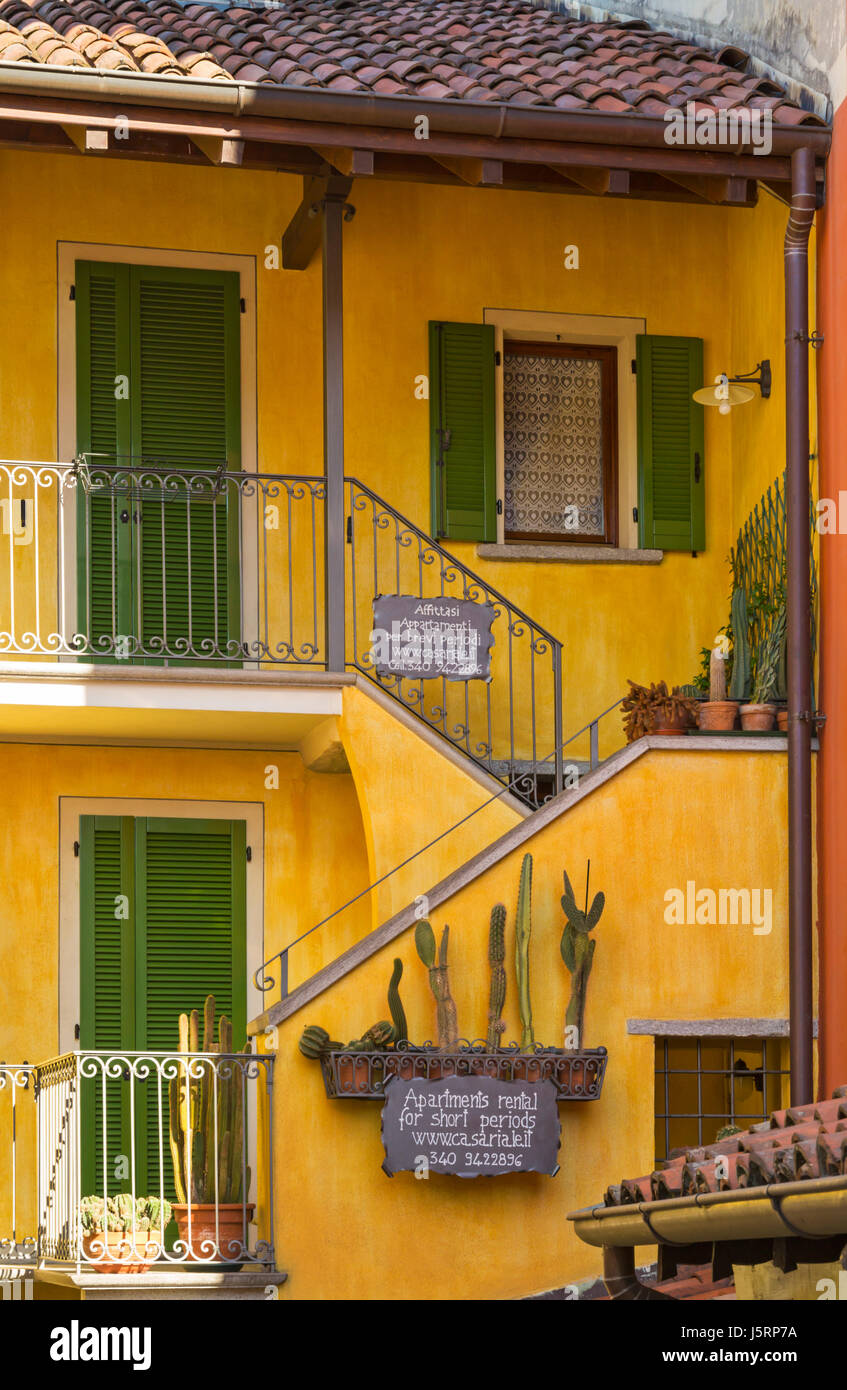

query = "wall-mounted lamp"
[693, 360, 771, 414]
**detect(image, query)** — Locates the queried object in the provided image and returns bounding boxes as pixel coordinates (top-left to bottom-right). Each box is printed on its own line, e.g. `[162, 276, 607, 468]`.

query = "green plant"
[298, 1025, 345, 1058]
[752, 606, 787, 704]
[560, 866, 604, 1051]
[715, 1124, 743, 1142]
[79, 1194, 172, 1234]
[168, 995, 251, 1207]
[728, 586, 751, 701]
[485, 903, 507, 1050]
[298, 959, 406, 1060]
[620, 681, 698, 742]
[387, 958, 408, 1044]
[345, 1020, 396, 1051]
[515, 854, 534, 1054]
[415, 919, 458, 1050]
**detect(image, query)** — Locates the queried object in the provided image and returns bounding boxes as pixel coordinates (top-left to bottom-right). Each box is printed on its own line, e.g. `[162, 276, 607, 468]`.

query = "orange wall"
[817, 95, 847, 1097]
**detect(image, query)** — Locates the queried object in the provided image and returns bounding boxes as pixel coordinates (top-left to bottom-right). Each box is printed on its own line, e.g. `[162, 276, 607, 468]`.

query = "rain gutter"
[569, 1174, 847, 1248]
[0, 61, 831, 158]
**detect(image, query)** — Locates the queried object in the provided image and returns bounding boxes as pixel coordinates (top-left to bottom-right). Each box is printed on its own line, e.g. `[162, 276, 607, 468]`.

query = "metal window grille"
[654, 1036, 790, 1164]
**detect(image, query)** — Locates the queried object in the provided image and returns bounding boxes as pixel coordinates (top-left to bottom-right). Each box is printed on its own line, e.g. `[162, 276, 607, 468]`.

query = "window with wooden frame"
[429, 320, 706, 555]
[502, 340, 618, 544]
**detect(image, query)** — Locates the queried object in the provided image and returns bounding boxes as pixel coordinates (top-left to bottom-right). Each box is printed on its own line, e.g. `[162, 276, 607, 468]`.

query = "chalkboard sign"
[370, 595, 495, 681]
[381, 1075, 561, 1178]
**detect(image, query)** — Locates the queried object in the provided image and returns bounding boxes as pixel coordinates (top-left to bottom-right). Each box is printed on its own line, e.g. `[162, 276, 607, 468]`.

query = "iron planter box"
[319, 1044, 608, 1101]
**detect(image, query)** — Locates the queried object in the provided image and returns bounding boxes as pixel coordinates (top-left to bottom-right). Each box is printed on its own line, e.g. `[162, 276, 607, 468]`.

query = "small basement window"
[654, 1036, 789, 1163]
[502, 340, 618, 544]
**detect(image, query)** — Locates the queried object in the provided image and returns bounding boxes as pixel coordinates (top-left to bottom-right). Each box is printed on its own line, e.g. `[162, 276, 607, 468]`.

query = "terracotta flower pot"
[777, 709, 788, 732]
[511, 1057, 543, 1082]
[740, 703, 777, 732]
[82, 1230, 162, 1274]
[650, 708, 694, 735]
[172, 1203, 255, 1263]
[335, 1055, 373, 1094]
[698, 700, 738, 731]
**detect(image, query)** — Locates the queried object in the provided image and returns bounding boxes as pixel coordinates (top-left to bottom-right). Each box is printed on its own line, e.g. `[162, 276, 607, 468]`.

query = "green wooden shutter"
[79, 816, 247, 1198]
[75, 261, 242, 662]
[75, 263, 133, 652]
[429, 321, 496, 542]
[79, 816, 135, 1196]
[130, 267, 242, 662]
[636, 335, 705, 552]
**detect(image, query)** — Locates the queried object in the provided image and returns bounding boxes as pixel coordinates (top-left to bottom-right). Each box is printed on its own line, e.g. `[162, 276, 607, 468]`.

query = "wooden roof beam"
[547, 165, 629, 196]
[430, 155, 503, 185]
[313, 146, 373, 176]
[281, 172, 353, 271]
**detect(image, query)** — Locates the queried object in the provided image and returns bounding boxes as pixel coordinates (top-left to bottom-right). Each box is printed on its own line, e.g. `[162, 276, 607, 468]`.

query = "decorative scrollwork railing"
[346, 478, 564, 808]
[0, 458, 326, 667]
[1, 459, 564, 805]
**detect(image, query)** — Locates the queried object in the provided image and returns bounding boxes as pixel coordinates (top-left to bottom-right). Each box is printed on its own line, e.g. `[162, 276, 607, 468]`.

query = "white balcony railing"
[1, 1050, 274, 1272]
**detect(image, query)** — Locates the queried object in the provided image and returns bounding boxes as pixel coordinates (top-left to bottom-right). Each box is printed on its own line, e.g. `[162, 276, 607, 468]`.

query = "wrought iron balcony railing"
[0, 458, 563, 806]
[0, 1050, 274, 1271]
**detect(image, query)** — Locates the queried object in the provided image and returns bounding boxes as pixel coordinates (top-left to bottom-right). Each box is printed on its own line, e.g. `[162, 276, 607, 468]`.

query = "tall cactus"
[415, 920, 459, 1050]
[728, 586, 751, 701]
[560, 866, 605, 1051]
[486, 904, 507, 1050]
[168, 995, 251, 1206]
[515, 854, 534, 1054]
[388, 958, 408, 1044]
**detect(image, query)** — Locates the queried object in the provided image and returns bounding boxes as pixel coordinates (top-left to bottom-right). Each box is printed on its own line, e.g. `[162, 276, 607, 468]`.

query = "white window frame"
[56, 243, 259, 661]
[483, 308, 646, 550]
[57, 795, 265, 1056]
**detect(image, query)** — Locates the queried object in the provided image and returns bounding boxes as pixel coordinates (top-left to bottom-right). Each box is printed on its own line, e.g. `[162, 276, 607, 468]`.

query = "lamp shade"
[693, 373, 755, 414]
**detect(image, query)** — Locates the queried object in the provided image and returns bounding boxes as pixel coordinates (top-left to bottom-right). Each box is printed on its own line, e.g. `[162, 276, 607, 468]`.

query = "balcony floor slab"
[34, 1268, 288, 1301]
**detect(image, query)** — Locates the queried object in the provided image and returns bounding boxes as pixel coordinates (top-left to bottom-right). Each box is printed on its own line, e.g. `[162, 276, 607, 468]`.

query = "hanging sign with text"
[380, 1074, 561, 1178]
[370, 595, 495, 681]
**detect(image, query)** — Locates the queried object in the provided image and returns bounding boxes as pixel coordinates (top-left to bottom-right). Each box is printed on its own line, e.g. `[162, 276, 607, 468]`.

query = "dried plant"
[620, 680, 698, 743]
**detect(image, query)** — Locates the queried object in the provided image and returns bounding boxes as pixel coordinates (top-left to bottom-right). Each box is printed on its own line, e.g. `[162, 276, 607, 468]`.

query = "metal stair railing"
[346, 477, 564, 808]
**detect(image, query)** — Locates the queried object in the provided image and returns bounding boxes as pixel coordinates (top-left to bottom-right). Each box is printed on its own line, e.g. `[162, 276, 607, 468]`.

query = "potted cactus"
[79, 1194, 171, 1274]
[168, 996, 254, 1263]
[740, 608, 786, 731]
[298, 959, 409, 1093]
[698, 642, 738, 730]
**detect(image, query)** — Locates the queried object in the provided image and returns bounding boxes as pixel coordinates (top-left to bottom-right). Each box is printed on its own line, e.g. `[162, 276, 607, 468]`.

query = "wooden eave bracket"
[312, 146, 373, 177]
[281, 171, 354, 271]
[430, 154, 503, 185]
[663, 172, 752, 204]
[61, 124, 109, 153]
[191, 134, 245, 166]
[547, 165, 630, 196]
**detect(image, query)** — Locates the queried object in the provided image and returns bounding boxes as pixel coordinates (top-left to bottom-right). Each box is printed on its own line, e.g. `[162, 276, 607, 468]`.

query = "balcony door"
[78, 815, 247, 1198]
[74, 261, 242, 664]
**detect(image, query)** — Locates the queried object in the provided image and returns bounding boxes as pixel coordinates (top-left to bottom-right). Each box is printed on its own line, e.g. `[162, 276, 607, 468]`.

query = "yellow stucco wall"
[267, 746, 808, 1301]
[337, 683, 521, 931]
[0, 152, 806, 745]
[0, 742, 370, 1067]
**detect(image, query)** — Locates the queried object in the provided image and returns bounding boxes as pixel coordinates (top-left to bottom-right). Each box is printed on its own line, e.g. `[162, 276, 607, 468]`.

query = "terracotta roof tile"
[0, 0, 824, 126]
[603, 1089, 847, 1210]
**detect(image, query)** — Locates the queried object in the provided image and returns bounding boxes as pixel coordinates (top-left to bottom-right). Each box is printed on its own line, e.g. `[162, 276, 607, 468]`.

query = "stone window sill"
[476, 543, 664, 565]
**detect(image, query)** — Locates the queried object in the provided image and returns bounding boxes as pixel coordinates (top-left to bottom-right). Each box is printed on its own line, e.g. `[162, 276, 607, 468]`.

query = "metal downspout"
[603, 1246, 674, 1300]
[784, 146, 817, 1104]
